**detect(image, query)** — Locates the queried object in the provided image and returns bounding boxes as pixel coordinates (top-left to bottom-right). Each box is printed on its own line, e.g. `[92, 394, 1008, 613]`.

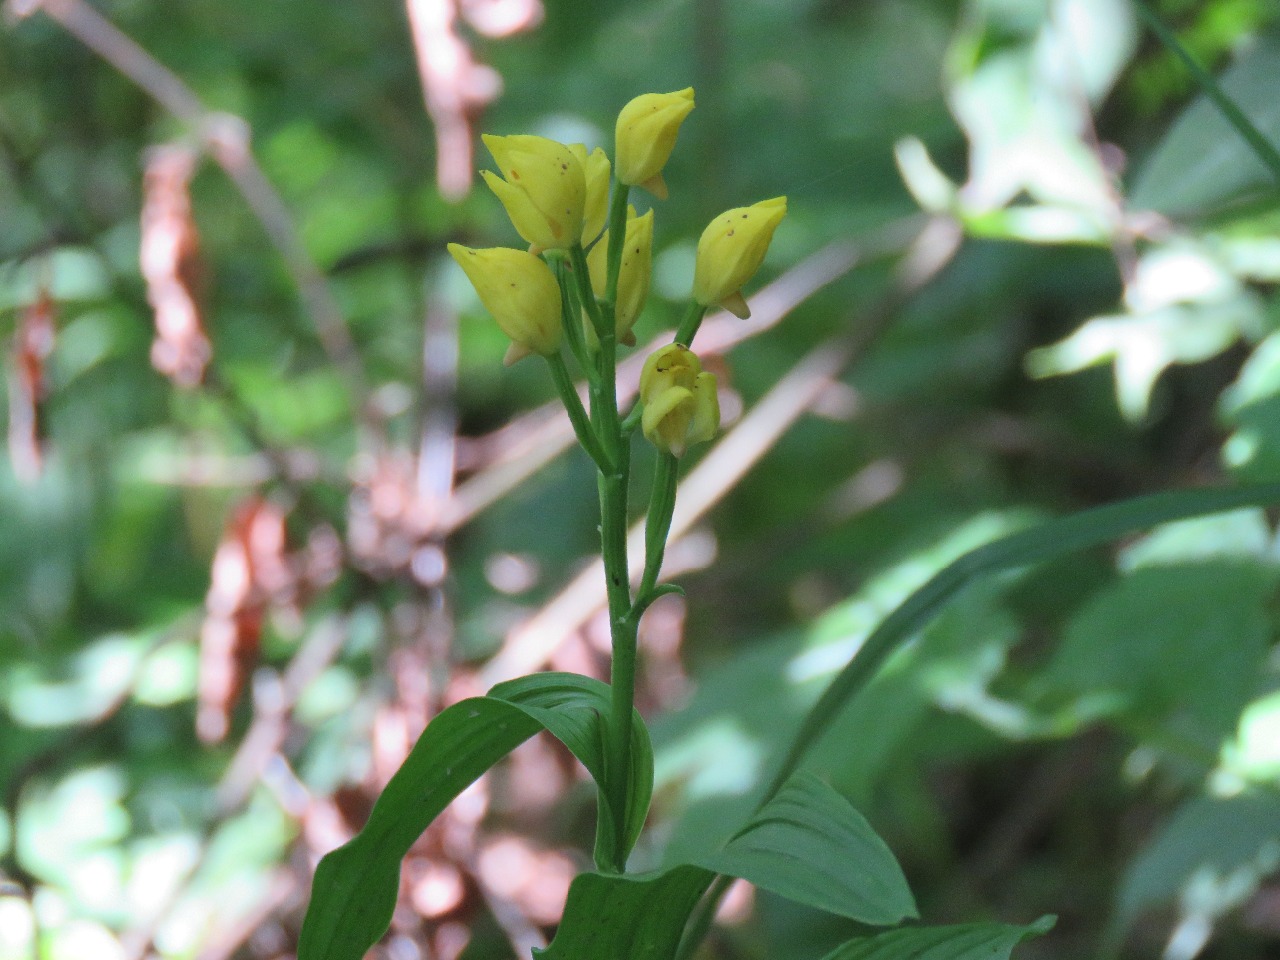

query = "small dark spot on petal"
[727, 229, 735, 236]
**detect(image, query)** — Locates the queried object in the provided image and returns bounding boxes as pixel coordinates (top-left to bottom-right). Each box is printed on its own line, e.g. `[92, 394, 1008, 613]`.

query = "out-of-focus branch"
[479, 216, 961, 686]
[415, 286, 460, 570]
[5, 0, 371, 417]
[408, 0, 507, 200]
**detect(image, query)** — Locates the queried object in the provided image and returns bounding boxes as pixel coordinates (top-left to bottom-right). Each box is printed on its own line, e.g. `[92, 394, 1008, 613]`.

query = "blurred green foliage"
[3, 0, 1280, 958]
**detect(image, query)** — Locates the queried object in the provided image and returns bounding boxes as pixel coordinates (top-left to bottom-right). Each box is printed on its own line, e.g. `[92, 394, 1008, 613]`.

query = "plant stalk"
[566, 230, 638, 872]
[674, 301, 708, 347]
[545, 352, 611, 472]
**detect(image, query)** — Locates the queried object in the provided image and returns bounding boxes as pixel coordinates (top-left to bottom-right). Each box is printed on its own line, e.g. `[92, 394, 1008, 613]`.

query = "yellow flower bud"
[448, 243, 562, 361]
[639, 344, 717, 456]
[587, 207, 653, 344]
[571, 143, 611, 246]
[481, 134, 585, 252]
[640, 343, 700, 401]
[615, 88, 695, 200]
[642, 384, 695, 457]
[692, 196, 787, 319]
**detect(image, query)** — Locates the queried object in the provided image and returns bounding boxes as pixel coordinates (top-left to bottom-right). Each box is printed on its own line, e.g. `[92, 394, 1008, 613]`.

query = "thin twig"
[216, 615, 349, 813]
[6, 0, 371, 415]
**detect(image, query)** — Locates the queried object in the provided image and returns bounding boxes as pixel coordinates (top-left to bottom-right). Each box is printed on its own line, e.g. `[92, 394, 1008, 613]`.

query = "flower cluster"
[448, 87, 786, 456]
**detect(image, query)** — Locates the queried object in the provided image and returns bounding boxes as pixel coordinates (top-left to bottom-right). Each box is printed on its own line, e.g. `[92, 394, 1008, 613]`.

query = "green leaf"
[766, 483, 1280, 800]
[818, 916, 1056, 960]
[1131, 35, 1280, 217]
[696, 771, 917, 926]
[1042, 562, 1272, 737]
[1116, 791, 1280, 928]
[298, 672, 652, 960]
[534, 865, 715, 960]
[492, 673, 654, 871]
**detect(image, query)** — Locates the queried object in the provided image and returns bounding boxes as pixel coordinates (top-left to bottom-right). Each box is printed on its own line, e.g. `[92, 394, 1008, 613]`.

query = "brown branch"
[6, 0, 372, 419]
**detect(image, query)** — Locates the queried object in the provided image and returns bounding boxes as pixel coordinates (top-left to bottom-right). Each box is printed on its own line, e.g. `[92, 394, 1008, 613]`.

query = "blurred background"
[2, 0, 1280, 957]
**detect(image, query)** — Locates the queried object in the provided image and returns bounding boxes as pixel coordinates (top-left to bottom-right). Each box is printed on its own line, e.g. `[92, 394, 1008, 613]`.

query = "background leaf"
[1115, 791, 1280, 930]
[1039, 562, 1273, 739]
[1131, 34, 1280, 216]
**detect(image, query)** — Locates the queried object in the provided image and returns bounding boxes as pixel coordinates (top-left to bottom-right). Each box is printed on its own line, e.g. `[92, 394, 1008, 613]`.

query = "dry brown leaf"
[141, 143, 211, 388]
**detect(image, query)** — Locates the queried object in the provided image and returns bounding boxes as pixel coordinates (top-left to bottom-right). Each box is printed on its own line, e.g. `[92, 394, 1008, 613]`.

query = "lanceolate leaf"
[534, 865, 716, 960]
[1130, 34, 1280, 216]
[298, 672, 652, 960]
[696, 771, 917, 925]
[766, 482, 1280, 799]
[495, 673, 654, 871]
[818, 916, 1056, 960]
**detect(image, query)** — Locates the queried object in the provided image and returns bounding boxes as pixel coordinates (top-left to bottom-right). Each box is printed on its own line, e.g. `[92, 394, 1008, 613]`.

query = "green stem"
[570, 243, 608, 342]
[550, 253, 594, 382]
[674, 301, 708, 347]
[598, 433, 634, 871]
[637, 452, 679, 603]
[1134, 0, 1280, 186]
[605, 184, 631, 309]
[545, 352, 612, 472]
[570, 220, 638, 870]
[675, 874, 734, 960]
[620, 400, 644, 435]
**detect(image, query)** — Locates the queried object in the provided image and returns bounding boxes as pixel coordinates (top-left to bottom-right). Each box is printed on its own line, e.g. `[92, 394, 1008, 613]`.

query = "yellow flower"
[692, 196, 787, 319]
[587, 207, 653, 345]
[639, 344, 719, 456]
[448, 244, 562, 363]
[571, 143, 611, 246]
[481, 134, 585, 252]
[615, 88, 695, 200]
